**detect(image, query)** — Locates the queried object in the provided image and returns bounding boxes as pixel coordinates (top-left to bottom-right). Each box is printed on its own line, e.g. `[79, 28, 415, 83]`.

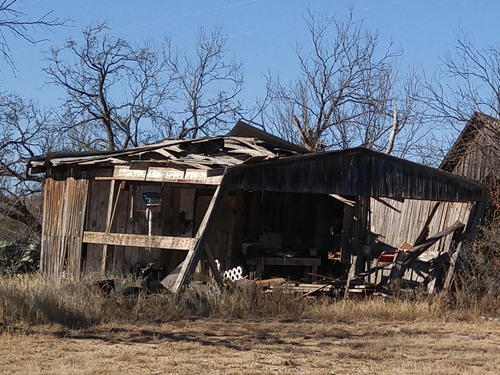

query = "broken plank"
[83, 231, 196, 250]
[254, 278, 287, 288]
[274, 283, 338, 294]
[399, 220, 465, 278]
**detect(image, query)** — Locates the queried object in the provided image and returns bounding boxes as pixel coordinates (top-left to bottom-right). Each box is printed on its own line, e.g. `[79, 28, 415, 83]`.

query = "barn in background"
[440, 112, 499, 224]
[28, 120, 489, 293]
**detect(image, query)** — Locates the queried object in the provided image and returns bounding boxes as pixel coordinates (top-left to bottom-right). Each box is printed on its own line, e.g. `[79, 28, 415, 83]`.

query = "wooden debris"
[254, 278, 286, 288]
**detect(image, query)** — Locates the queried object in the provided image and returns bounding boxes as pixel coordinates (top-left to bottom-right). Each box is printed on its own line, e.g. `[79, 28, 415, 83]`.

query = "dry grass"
[2, 274, 498, 329]
[2, 319, 500, 374]
[1, 274, 500, 374]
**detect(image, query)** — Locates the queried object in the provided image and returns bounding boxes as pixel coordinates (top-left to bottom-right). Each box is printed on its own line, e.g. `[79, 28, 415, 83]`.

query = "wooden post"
[204, 245, 224, 287]
[172, 176, 229, 292]
[101, 180, 116, 276]
[443, 240, 464, 291]
[442, 196, 488, 292]
[389, 251, 405, 281]
[344, 255, 357, 299]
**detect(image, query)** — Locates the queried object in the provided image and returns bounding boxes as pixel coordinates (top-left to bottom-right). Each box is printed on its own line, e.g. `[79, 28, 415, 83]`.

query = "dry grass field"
[1, 318, 500, 374]
[1, 275, 500, 374]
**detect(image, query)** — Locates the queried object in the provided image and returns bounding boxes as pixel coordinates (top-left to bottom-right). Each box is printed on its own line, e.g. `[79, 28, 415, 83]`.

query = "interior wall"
[233, 191, 346, 278]
[82, 180, 206, 277]
[193, 190, 245, 271]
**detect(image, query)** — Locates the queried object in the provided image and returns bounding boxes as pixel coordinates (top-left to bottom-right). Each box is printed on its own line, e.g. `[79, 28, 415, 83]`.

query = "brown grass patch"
[1, 275, 500, 374]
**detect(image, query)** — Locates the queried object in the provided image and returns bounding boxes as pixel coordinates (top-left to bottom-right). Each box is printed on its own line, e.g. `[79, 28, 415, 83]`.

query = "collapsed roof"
[28, 120, 308, 175]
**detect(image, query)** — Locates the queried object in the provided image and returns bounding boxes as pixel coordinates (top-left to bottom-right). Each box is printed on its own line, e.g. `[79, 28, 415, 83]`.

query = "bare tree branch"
[0, 0, 67, 71]
[44, 23, 171, 151]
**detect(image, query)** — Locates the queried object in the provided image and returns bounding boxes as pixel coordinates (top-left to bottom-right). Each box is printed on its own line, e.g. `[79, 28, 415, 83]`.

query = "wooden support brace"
[398, 220, 465, 278]
[172, 175, 230, 293]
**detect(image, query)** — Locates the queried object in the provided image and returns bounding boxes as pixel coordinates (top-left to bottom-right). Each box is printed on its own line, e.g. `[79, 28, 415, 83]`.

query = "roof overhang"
[225, 147, 488, 202]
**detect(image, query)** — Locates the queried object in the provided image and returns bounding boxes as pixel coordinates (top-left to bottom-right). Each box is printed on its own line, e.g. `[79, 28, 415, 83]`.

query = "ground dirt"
[1, 318, 500, 374]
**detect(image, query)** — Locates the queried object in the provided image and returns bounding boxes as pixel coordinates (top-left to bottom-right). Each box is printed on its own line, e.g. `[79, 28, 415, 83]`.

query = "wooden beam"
[441, 197, 489, 292]
[83, 231, 196, 250]
[329, 194, 355, 207]
[172, 176, 230, 292]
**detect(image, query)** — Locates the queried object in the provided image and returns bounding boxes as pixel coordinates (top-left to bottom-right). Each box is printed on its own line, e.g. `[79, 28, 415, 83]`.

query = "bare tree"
[44, 23, 171, 151]
[163, 27, 244, 139]
[426, 31, 500, 129]
[0, 0, 66, 70]
[263, 10, 427, 156]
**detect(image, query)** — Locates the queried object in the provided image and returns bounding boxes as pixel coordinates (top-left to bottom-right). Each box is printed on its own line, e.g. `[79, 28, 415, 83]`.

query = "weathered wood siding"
[451, 127, 499, 182]
[370, 198, 472, 257]
[441, 113, 499, 182]
[40, 176, 88, 277]
[228, 148, 486, 202]
[369, 197, 472, 283]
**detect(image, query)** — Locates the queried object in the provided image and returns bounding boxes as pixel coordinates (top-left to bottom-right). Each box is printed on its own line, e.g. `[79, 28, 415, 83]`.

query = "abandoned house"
[28, 120, 489, 293]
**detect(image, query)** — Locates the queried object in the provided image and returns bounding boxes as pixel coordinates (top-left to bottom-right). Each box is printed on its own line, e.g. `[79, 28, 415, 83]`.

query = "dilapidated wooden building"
[28, 121, 489, 293]
[441, 112, 499, 183]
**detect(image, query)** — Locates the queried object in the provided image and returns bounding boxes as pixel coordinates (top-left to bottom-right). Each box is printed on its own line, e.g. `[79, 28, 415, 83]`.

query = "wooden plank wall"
[40, 177, 65, 276]
[40, 175, 88, 278]
[83, 179, 112, 276]
[370, 198, 471, 257]
[64, 177, 89, 277]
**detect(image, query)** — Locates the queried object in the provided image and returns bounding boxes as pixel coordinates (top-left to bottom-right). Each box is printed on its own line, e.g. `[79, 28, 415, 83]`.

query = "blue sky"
[2, 0, 500, 111]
